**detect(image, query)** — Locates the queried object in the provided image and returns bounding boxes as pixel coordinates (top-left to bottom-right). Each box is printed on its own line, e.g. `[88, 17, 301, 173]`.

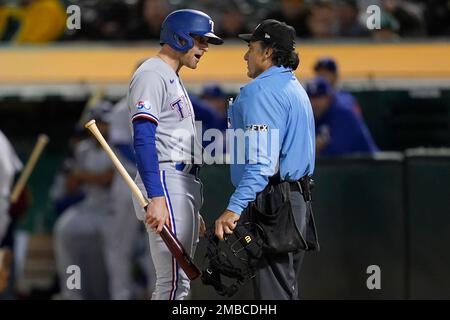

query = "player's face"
[181, 35, 209, 69]
[315, 69, 337, 87]
[244, 41, 271, 79]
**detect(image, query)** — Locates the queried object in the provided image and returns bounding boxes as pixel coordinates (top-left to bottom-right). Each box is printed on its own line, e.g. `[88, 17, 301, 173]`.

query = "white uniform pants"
[133, 169, 202, 300]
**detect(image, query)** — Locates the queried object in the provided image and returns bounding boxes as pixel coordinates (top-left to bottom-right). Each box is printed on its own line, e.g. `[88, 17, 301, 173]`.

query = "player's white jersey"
[109, 97, 132, 146]
[0, 130, 22, 198]
[127, 57, 202, 164]
[73, 139, 113, 210]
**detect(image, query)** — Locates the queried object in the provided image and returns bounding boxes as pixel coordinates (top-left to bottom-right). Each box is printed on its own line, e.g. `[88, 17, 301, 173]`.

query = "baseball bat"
[10, 134, 49, 204]
[84, 120, 201, 281]
[0, 248, 12, 293]
[77, 86, 105, 128]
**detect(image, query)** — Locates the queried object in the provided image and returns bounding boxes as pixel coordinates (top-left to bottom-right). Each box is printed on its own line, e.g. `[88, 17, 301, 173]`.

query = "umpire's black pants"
[242, 186, 308, 300]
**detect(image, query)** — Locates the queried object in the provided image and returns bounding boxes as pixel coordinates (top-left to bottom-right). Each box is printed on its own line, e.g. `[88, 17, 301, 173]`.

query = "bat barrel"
[161, 226, 201, 280]
[10, 133, 49, 203]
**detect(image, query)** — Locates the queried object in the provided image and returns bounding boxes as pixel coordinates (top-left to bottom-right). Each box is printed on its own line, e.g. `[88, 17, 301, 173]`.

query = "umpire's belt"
[269, 174, 314, 203]
[175, 163, 201, 178]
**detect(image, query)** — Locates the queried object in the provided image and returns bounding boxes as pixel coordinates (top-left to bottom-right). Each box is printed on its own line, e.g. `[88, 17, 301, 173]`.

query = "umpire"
[215, 19, 319, 300]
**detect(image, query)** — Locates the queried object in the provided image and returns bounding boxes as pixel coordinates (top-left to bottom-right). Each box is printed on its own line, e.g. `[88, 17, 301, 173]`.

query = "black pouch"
[248, 182, 307, 254]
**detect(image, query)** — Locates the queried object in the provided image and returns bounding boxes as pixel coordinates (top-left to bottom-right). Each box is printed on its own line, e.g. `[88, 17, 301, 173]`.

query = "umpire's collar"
[255, 65, 293, 80]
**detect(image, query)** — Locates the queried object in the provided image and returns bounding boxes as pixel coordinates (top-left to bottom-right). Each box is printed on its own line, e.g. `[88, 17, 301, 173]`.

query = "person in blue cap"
[215, 19, 319, 300]
[201, 84, 228, 119]
[313, 56, 362, 115]
[306, 76, 379, 156]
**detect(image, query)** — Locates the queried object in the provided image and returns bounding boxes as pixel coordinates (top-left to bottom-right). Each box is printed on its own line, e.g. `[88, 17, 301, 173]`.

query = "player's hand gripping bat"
[84, 120, 201, 280]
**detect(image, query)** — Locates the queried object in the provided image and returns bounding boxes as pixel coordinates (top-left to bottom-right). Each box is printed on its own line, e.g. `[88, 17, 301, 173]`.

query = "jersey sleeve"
[129, 71, 166, 125]
[227, 85, 285, 215]
[133, 119, 164, 198]
[339, 108, 379, 154]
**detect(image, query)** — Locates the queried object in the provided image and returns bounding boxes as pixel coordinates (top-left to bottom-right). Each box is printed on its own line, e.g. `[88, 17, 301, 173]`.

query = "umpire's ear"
[263, 46, 273, 61]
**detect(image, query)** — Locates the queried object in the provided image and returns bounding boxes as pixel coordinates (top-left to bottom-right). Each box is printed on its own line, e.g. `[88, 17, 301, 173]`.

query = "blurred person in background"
[0, 0, 66, 43]
[371, 11, 401, 41]
[89, 0, 132, 41]
[53, 104, 114, 299]
[107, 93, 156, 299]
[423, 0, 450, 36]
[336, 0, 368, 38]
[306, 0, 337, 39]
[217, 1, 249, 39]
[187, 93, 227, 153]
[64, 0, 134, 41]
[381, 0, 425, 37]
[186, 0, 218, 15]
[0, 130, 23, 298]
[127, 0, 172, 41]
[306, 77, 378, 157]
[191, 84, 228, 152]
[0, 130, 22, 251]
[200, 84, 228, 119]
[50, 127, 88, 218]
[264, 0, 311, 38]
[314, 56, 362, 115]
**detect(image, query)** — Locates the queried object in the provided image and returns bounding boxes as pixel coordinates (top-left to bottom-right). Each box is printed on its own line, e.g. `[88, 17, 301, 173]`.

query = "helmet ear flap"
[171, 32, 194, 52]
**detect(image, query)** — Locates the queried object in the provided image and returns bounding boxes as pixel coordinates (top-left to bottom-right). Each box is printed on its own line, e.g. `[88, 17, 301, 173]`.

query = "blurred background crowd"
[0, 0, 449, 43]
[0, 0, 450, 301]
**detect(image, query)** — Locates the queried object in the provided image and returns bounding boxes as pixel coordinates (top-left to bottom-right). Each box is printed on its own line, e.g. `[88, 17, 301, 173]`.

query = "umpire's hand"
[215, 210, 240, 241]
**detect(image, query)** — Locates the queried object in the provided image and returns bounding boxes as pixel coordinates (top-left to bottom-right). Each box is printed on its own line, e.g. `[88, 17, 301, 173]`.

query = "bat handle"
[160, 225, 202, 280]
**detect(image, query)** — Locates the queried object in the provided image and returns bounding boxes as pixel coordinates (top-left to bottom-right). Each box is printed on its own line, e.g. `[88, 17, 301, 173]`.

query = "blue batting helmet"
[160, 9, 223, 52]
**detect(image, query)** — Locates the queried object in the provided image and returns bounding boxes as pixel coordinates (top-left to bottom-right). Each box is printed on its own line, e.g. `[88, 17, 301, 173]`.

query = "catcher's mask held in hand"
[201, 222, 263, 297]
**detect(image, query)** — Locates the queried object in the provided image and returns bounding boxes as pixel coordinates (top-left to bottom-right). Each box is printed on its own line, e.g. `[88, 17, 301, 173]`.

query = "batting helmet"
[160, 9, 223, 52]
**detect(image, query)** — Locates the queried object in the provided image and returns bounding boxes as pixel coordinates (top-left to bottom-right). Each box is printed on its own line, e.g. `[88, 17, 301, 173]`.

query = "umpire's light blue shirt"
[227, 66, 316, 215]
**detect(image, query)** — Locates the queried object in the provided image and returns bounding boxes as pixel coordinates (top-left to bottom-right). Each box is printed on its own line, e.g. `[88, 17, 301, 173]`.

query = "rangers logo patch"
[136, 100, 151, 110]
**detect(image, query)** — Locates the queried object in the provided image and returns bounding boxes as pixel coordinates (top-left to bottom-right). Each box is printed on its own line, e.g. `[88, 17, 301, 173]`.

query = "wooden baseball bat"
[84, 120, 201, 281]
[10, 134, 49, 204]
[0, 248, 12, 293]
[77, 87, 105, 127]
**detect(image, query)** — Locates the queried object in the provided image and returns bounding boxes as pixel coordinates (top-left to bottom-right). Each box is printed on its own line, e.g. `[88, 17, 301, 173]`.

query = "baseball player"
[0, 130, 22, 295]
[215, 20, 319, 299]
[313, 57, 362, 114]
[0, 130, 22, 245]
[54, 105, 114, 299]
[106, 96, 156, 299]
[305, 76, 379, 157]
[128, 9, 223, 300]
